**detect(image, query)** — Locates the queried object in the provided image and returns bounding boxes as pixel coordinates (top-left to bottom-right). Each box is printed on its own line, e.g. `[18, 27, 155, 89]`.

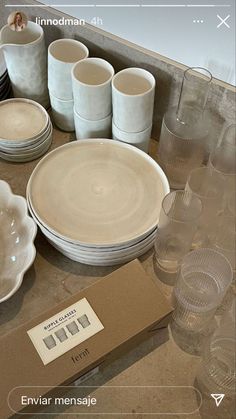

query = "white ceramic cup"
[72, 57, 114, 120]
[112, 67, 155, 133]
[48, 39, 89, 100]
[112, 120, 152, 153]
[50, 92, 75, 132]
[74, 108, 112, 140]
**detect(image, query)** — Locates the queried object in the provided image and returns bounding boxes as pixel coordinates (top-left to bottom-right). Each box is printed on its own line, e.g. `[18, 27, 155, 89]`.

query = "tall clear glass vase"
[158, 67, 212, 189]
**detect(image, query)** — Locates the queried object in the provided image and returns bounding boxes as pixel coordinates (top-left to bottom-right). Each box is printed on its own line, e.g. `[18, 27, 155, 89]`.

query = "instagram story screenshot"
[0, 0, 235, 418]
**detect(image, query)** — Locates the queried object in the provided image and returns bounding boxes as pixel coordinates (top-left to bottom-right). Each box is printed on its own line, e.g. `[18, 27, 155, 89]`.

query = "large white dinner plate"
[47, 239, 154, 266]
[0, 98, 48, 142]
[27, 195, 157, 257]
[28, 139, 169, 247]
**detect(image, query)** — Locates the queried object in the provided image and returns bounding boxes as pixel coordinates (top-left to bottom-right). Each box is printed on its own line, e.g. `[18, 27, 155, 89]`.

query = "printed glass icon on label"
[55, 328, 68, 342]
[43, 335, 57, 350]
[78, 314, 91, 328]
[66, 321, 80, 335]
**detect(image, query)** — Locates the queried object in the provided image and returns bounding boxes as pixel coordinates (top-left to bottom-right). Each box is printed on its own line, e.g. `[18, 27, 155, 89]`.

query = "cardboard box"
[0, 260, 172, 418]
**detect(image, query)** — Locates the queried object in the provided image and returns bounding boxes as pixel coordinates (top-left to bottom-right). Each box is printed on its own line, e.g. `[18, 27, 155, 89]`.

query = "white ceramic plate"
[0, 98, 49, 142]
[0, 180, 37, 303]
[28, 196, 156, 256]
[28, 139, 169, 247]
[48, 238, 154, 266]
[0, 119, 51, 149]
[0, 129, 52, 162]
[0, 122, 53, 154]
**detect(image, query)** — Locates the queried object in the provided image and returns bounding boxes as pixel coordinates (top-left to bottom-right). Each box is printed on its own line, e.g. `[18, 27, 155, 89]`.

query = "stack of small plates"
[27, 140, 169, 266]
[0, 98, 53, 163]
[0, 50, 11, 101]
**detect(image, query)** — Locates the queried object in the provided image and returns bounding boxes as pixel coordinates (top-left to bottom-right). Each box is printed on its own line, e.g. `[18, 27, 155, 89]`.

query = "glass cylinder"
[154, 190, 202, 274]
[158, 67, 212, 189]
[208, 143, 236, 211]
[220, 123, 236, 148]
[210, 215, 236, 273]
[185, 167, 226, 248]
[196, 299, 236, 395]
[172, 248, 233, 331]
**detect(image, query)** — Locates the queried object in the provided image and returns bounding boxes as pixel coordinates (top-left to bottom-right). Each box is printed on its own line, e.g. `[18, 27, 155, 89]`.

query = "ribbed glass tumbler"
[172, 248, 233, 331]
[196, 300, 236, 395]
[154, 190, 202, 274]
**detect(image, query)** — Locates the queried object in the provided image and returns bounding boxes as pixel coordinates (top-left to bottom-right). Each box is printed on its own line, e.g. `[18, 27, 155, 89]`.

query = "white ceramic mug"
[112, 120, 152, 153]
[48, 39, 89, 100]
[74, 108, 112, 140]
[0, 21, 49, 108]
[112, 67, 155, 133]
[72, 57, 114, 120]
[49, 92, 75, 132]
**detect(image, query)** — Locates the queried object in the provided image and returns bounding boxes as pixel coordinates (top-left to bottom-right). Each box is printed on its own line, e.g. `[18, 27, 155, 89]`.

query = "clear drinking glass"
[185, 167, 226, 248]
[210, 215, 236, 274]
[172, 248, 233, 331]
[158, 67, 212, 189]
[220, 123, 236, 148]
[154, 190, 202, 274]
[196, 299, 236, 395]
[208, 143, 236, 212]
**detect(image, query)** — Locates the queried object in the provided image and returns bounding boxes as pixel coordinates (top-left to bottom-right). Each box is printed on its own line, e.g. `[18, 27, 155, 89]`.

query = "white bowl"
[0, 181, 37, 302]
[74, 109, 111, 139]
[112, 120, 152, 153]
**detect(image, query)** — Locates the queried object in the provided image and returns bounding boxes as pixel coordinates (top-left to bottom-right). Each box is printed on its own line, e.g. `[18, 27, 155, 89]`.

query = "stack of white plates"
[0, 98, 53, 163]
[27, 139, 169, 266]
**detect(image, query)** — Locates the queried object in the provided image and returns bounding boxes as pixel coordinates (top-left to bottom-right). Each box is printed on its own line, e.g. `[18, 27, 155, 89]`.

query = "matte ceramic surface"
[47, 238, 155, 266]
[49, 92, 75, 132]
[0, 180, 37, 303]
[74, 110, 111, 139]
[0, 132, 52, 163]
[27, 139, 169, 246]
[0, 21, 49, 108]
[0, 98, 49, 142]
[72, 58, 114, 120]
[112, 120, 152, 153]
[27, 195, 156, 266]
[0, 49, 6, 77]
[48, 39, 89, 100]
[0, 119, 52, 150]
[112, 67, 155, 133]
[27, 195, 157, 254]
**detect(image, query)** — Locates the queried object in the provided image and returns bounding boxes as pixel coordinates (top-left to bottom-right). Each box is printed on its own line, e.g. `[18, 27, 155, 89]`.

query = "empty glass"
[196, 299, 236, 395]
[210, 215, 236, 274]
[208, 143, 236, 212]
[172, 248, 233, 331]
[158, 67, 212, 189]
[185, 167, 226, 248]
[220, 123, 236, 148]
[154, 190, 202, 274]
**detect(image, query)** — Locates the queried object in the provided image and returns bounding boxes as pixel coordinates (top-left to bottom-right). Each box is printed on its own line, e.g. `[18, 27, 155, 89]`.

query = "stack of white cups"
[48, 39, 89, 132]
[72, 58, 114, 139]
[112, 68, 156, 153]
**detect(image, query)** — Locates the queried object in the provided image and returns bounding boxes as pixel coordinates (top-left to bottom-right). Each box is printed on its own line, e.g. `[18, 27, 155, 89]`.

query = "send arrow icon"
[211, 394, 225, 407]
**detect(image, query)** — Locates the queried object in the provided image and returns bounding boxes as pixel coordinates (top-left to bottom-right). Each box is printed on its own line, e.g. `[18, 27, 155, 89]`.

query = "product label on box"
[27, 298, 104, 365]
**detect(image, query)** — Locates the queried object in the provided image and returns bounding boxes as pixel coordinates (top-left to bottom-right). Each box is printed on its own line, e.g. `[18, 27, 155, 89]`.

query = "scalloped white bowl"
[0, 180, 37, 303]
